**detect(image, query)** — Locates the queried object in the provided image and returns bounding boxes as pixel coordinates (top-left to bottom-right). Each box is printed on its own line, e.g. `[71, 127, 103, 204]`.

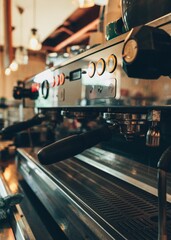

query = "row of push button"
[88, 54, 117, 78]
[52, 73, 66, 87]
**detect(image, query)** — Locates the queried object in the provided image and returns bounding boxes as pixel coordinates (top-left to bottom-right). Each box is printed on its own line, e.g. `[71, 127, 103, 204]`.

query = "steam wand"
[37, 124, 118, 165]
[157, 146, 171, 240]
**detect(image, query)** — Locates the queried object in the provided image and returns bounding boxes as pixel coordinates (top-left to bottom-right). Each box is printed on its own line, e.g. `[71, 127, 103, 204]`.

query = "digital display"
[70, 69, 82, 81]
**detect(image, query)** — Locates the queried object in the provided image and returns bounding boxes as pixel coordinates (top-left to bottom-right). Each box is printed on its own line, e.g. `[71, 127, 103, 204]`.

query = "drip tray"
[46, 159, 171, 240]
[17, 148, 171, 240]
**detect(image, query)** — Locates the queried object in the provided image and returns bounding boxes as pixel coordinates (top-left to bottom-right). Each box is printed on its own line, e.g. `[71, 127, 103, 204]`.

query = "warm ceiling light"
[5, 67, 11, 76]
[94, 0, 108, 5]
[10, 60, 18, 71]
[28, 0, 42, 51]
[28, 28, 42, 51]
[78, 0, 95, 8]
[78, 0, 108, 7]
[15, 46, 28, 65]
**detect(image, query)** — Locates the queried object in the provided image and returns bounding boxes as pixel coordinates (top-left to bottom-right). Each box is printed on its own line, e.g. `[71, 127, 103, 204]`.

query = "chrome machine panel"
[25, 14, 171, 109]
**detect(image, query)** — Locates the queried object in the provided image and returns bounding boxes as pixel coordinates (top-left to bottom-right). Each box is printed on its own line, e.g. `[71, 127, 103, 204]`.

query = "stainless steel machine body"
[4, 13, 171, 240]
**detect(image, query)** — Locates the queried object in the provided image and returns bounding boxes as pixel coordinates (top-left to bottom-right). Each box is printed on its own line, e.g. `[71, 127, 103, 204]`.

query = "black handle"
[157, 146, 171, 172]
[0, 115, 44, 136]
[157, 145, 171, 240]
[38, 125, 114, 165]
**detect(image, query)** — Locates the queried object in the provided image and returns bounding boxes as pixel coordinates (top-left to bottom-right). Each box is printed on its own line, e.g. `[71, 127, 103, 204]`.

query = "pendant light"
[15, 6, 28, 65]
[9, 59, 18, 71]
[78, 0, 95, 8]
[10, 27, 19, 72]
[95, 0, 108, 5]
[28, 0, 42, 51]
[78, 0, 108, 8]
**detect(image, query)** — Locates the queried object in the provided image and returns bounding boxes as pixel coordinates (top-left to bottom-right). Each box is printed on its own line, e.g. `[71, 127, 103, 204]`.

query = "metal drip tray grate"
[46, 159, 171, 240]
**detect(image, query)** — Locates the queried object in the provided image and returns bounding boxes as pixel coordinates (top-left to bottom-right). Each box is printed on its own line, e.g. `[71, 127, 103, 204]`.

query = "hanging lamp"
[78, 0, 95, 8]
[15, 6, 28, 65]
[9, 27, 18, 72]
[78, 0, 108, 8]
[28, 0, 42, 51]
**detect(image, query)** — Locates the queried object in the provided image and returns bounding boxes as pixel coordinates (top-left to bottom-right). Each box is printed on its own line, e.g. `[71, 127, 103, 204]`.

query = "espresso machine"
[2, 13, 171, 240]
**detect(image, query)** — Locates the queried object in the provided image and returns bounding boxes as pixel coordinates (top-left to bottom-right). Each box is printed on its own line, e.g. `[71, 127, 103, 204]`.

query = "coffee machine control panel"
[27, 14, 170, 110]
[21, 14, 171, 110]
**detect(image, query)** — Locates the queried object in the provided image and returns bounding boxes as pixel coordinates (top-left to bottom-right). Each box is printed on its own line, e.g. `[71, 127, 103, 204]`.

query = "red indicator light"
[31, 83, 40, 92]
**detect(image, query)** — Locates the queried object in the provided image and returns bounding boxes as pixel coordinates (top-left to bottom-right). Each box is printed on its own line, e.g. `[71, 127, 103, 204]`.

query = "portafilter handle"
[38, 125, 116, 165]
[0, 114, 45, 137]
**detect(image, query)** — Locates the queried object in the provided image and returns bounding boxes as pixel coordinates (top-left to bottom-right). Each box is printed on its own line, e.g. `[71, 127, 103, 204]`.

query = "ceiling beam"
[52, 19, 99, 52]
[3, 0, 13, 68]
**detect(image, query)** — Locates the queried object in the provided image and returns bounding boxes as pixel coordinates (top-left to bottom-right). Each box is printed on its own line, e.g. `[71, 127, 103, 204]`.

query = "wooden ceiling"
[42, 5, 100, 52]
